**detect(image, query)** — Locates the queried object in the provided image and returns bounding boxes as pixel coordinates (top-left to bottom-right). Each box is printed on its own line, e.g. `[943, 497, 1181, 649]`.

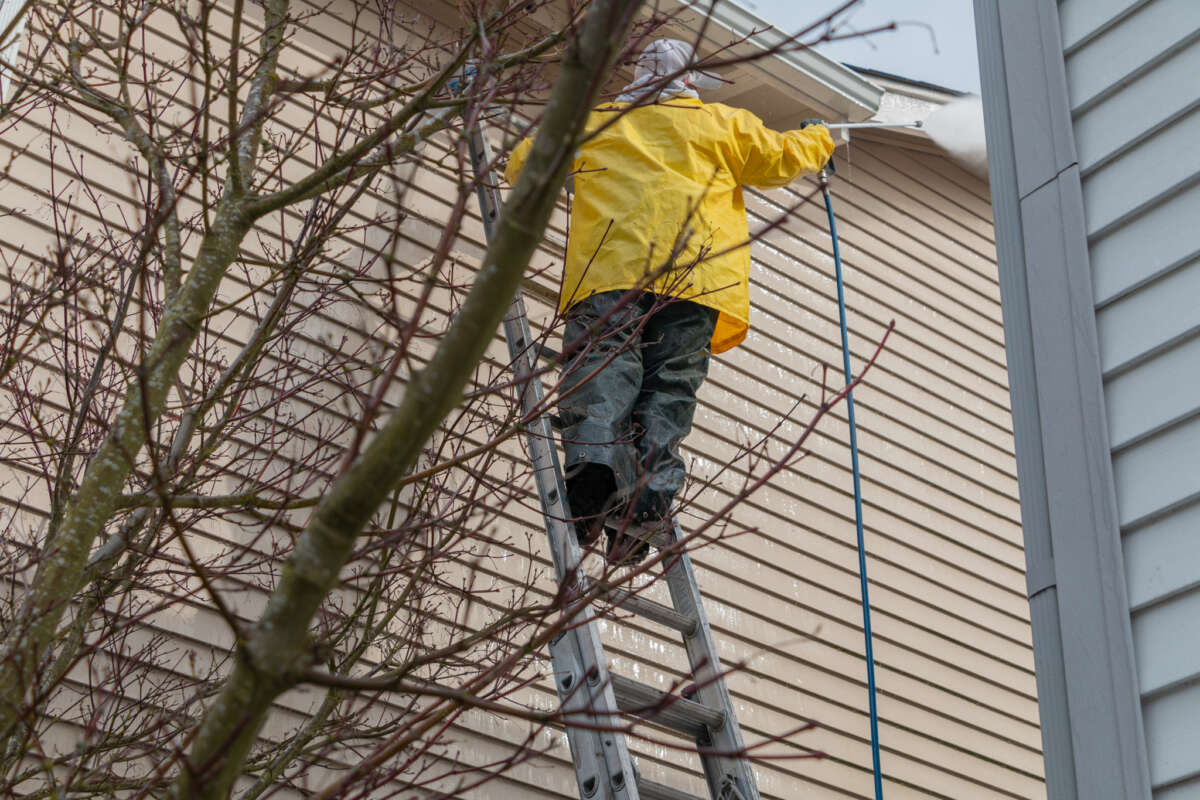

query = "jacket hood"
[616, 38, 724, 104]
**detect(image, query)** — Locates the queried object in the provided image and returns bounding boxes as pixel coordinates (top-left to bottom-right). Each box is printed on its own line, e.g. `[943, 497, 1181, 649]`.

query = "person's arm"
[728, 108, 835, 188]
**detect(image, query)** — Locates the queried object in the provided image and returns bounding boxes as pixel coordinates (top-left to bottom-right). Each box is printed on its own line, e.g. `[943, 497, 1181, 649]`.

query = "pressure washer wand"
[825, 120, 923, 130]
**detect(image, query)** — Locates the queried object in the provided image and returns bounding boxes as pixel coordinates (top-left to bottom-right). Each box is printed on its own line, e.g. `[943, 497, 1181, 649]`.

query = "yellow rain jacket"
[505, 98, 834, 353]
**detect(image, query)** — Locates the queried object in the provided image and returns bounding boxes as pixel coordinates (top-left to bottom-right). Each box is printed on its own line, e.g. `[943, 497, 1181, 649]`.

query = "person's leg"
[629, 299, 719, 522]
[603, 298, 716, 565]
[558, 290, 648, 544]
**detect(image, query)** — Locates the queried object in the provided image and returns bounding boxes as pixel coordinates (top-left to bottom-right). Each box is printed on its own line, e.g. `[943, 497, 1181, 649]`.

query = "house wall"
[0, 1, 1042, 797]
[1059, 1, 1200, 796]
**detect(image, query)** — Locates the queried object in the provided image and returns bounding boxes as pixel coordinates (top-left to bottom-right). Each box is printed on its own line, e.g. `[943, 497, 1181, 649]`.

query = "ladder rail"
[662, 521, 759, 800]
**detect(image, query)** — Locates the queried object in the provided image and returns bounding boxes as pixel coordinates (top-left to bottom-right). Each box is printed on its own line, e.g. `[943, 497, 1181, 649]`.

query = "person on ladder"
[504, 38, 834, 565]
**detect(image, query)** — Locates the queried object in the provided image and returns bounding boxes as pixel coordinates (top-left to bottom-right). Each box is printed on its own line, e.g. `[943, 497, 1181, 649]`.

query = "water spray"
[825, 99, 989, 179]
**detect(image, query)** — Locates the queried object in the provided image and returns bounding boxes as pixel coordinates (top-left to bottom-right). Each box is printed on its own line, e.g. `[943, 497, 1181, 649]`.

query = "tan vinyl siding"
[0, 3, 1039, 798]
[612, 136, 1039, 798]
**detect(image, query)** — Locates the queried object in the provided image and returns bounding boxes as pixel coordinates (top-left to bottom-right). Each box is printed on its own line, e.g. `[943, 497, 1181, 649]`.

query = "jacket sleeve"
[503, 137, 533, 185]
[728, 108, 835, 189]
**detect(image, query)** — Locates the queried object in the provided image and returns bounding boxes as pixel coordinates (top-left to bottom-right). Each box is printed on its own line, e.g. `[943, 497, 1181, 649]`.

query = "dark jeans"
[559, 290, 717, 523]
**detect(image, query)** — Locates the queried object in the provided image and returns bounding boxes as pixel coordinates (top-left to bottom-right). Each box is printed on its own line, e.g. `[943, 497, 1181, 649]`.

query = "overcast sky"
[738, 0, 982, 94]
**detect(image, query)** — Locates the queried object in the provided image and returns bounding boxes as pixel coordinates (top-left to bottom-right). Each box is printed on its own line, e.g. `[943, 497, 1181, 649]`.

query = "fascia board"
[867, 74, 962, 105]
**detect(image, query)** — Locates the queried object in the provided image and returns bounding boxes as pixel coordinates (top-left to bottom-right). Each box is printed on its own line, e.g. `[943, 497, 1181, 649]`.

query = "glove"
[798, 119, 836, 174]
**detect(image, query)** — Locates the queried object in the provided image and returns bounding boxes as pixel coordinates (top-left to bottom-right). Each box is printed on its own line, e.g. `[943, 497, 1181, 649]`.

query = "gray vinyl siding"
[1061, 0, 1200, 796]
[978, 0, 1200, 797]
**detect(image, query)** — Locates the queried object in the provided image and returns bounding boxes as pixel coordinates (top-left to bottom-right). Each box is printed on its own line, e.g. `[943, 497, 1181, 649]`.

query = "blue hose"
[821, 174, 884, 799]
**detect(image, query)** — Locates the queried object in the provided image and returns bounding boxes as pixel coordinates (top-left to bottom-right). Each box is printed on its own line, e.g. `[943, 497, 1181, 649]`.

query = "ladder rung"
[606, 587, 698, 634]
[636, 776, 706, 800]
[610, 674, 726, 735]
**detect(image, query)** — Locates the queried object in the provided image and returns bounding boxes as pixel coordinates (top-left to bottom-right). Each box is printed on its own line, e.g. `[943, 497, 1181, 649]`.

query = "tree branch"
[0, 0, 293, 753]
[168, 2, 644, 795]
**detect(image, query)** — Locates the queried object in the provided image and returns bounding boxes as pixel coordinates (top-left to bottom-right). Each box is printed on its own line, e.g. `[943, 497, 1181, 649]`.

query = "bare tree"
[0, 0, 886, 795]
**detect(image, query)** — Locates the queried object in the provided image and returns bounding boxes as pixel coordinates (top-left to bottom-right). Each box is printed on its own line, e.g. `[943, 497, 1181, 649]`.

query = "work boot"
[565, 462, 618, 547]
[604, 526, 651, 566]
[604, 511, 670, 566]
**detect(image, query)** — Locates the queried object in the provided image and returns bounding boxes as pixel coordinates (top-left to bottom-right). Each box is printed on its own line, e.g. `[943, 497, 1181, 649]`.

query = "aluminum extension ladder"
[467, 124, 760, 800]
